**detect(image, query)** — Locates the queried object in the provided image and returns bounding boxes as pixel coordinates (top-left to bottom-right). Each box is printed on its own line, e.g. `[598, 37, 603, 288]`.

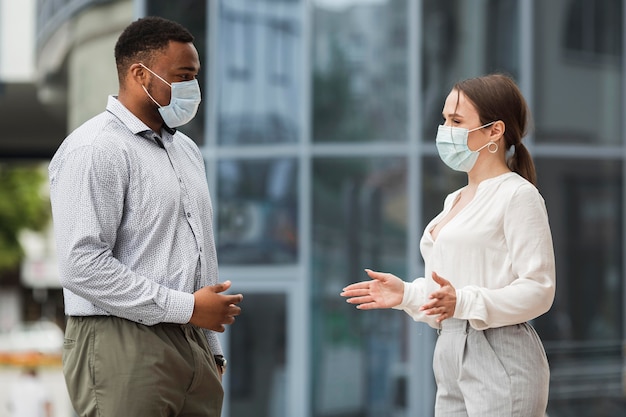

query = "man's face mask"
[435, 122, 497, 172]
[139, 63, 201, 128]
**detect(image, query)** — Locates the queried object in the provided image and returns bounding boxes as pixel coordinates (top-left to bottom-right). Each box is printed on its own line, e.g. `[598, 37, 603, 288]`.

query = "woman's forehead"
[442, 89, 477, 118]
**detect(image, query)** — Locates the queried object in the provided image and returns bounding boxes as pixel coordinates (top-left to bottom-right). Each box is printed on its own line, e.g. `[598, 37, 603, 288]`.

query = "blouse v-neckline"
[428, 172, 515, 242]
[429, 189, 472, 242]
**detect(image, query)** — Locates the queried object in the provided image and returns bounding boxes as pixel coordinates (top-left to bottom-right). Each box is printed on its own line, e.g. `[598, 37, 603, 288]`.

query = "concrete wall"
[68, 0, 133, 130]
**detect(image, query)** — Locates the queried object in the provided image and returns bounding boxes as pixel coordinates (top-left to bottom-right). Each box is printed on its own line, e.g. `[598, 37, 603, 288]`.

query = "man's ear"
[128, 63, 147, 84]
[490, 120, 505, 141]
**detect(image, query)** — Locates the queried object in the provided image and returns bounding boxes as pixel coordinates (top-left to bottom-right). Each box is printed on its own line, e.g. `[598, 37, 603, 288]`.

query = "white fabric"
[394, 172, 556, 330]
[9, 374, 50, 417]
[49, 96, 222, 355]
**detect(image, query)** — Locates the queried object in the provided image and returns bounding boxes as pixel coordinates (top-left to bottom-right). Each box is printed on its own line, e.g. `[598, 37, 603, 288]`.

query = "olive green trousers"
[63, 316, 223, 417]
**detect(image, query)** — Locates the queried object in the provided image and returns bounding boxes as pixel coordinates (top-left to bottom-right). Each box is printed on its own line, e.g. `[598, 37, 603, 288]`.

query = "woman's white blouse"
[394, 172, 556, 329]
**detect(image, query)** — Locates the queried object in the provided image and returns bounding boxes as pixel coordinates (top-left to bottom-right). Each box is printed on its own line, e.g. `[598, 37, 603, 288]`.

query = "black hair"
[114, 16, 194, 81]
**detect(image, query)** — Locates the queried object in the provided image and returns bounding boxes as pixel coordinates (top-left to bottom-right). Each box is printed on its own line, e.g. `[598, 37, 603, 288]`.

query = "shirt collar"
[106, 95, 151, 135]
[105, 95, 177, 145]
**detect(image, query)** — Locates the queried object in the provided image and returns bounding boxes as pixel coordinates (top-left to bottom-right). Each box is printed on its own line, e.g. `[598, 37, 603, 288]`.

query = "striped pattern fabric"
[433, 318, 549, 416]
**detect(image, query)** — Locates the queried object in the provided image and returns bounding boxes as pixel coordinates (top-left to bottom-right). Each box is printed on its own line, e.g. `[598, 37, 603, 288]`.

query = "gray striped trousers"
[433, 318, 549, 417]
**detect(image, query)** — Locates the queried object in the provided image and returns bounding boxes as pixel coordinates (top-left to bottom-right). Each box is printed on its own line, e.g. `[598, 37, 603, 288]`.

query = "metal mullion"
[519, 0, 534, 149]
[409, 1, 437, 416]
[294, 1, 312, 416]
[133, 0, 146, 19]
[311, 142, 411, 158]
[533, 144, 626, 160]
[620, 0, 626, 368]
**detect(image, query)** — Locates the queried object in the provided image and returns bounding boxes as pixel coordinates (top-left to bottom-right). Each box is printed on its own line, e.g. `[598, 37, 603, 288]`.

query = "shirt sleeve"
[393, 278, 440, 328]
[50, 142, 194, 325]
[453, 183, 556, 329]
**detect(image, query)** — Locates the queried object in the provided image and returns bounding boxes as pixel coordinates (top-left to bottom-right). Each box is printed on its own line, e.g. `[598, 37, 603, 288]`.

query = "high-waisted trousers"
[433, 318, 549, 417]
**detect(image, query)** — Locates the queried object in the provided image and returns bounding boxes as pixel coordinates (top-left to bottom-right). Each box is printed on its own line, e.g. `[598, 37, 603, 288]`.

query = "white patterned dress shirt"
[49, 95, 222, 355]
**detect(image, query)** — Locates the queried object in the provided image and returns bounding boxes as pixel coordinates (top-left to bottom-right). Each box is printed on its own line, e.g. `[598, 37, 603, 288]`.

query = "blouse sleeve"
[393, 278, 440, 328]
[454, 183, 556, 329]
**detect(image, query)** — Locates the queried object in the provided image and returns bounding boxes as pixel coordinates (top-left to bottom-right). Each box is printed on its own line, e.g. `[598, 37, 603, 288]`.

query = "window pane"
[534, 158, 624, 415]
[534, 0, 623, 144]
[229, 293, 287, 417]
[312, 0, 409, 142]
[217, 0, 303, 145]
[421, 0, 520, 139]
[486, 0, 519, 76]
[217, 158, 298, 264]
[311, 157, 408, 417]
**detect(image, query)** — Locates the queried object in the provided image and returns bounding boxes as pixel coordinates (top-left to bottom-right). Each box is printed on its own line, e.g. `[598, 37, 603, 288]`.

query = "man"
[49, 16, 243, 417]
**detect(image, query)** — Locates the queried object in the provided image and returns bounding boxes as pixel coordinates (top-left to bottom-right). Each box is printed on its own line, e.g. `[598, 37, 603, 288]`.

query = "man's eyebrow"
[178, 65, 200, 72]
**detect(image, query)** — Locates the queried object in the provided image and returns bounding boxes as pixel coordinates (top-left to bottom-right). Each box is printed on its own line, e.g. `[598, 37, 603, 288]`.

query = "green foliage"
[0, 164, 50, 273]
[312, 41, 369, 143]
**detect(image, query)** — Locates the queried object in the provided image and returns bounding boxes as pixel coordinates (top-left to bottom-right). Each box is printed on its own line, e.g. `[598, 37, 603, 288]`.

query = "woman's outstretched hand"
[340, 269, 404, 309]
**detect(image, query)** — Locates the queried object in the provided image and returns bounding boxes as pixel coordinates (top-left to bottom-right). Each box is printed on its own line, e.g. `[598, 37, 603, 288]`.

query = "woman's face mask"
[139, 63, 201, 128]
[435, 121, 496, 172]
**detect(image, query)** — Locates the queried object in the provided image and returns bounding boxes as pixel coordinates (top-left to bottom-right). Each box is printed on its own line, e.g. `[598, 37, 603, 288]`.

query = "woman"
[341, 73, 555, 417]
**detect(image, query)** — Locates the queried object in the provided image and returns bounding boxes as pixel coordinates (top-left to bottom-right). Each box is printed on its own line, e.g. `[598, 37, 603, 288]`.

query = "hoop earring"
[487, 141, 498, 153]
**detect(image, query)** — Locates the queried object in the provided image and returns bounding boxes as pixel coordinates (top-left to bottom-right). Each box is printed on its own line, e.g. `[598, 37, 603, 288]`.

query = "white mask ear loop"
[141, 85, 163, 108]
[470, 121, 498, 153]
[139, 63, 172, 87]
[475, 141, 499, 153]
[468, 120, 496, 133]
[138, 63, 173, 108]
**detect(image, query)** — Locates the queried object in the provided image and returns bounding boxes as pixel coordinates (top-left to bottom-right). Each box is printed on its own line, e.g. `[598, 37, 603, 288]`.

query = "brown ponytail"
[454, 74, 537, 185]
[508, 143, 536, 185]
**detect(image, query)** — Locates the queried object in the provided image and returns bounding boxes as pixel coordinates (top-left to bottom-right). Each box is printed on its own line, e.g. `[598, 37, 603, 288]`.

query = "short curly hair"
[114, 16, 194, 81]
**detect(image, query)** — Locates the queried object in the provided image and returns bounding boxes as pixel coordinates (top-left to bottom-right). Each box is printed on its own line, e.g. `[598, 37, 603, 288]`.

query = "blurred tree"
[312, 40, 357, 143]
[0, 164, 50, 275]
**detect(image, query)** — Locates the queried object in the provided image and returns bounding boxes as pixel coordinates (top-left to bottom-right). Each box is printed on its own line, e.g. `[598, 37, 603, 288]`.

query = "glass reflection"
[535, 158, 623, 416]
[312, 0, 408, 142]
[229, 293, 286, 417]
[534, 0, 622, 144]
[312, 157, 408, 417]
[217, 159, 298, 264]
[218, 0, 303, 144]
[421, 0, 520, 140]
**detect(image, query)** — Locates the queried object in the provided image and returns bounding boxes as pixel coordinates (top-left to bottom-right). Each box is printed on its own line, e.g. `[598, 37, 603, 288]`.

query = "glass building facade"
[138, 1, 625, 416]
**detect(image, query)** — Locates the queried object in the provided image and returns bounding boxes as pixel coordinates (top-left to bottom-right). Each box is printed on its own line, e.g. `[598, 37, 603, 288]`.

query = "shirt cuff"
[163, 290, 195, 324]
[453, 288, 467, 318]
[392, 281, 412, 310]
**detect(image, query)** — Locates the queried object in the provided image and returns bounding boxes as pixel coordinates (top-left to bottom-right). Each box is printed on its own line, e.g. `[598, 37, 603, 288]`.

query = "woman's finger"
[340, 288, 371, 297]
[342, 281, 372, 292]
